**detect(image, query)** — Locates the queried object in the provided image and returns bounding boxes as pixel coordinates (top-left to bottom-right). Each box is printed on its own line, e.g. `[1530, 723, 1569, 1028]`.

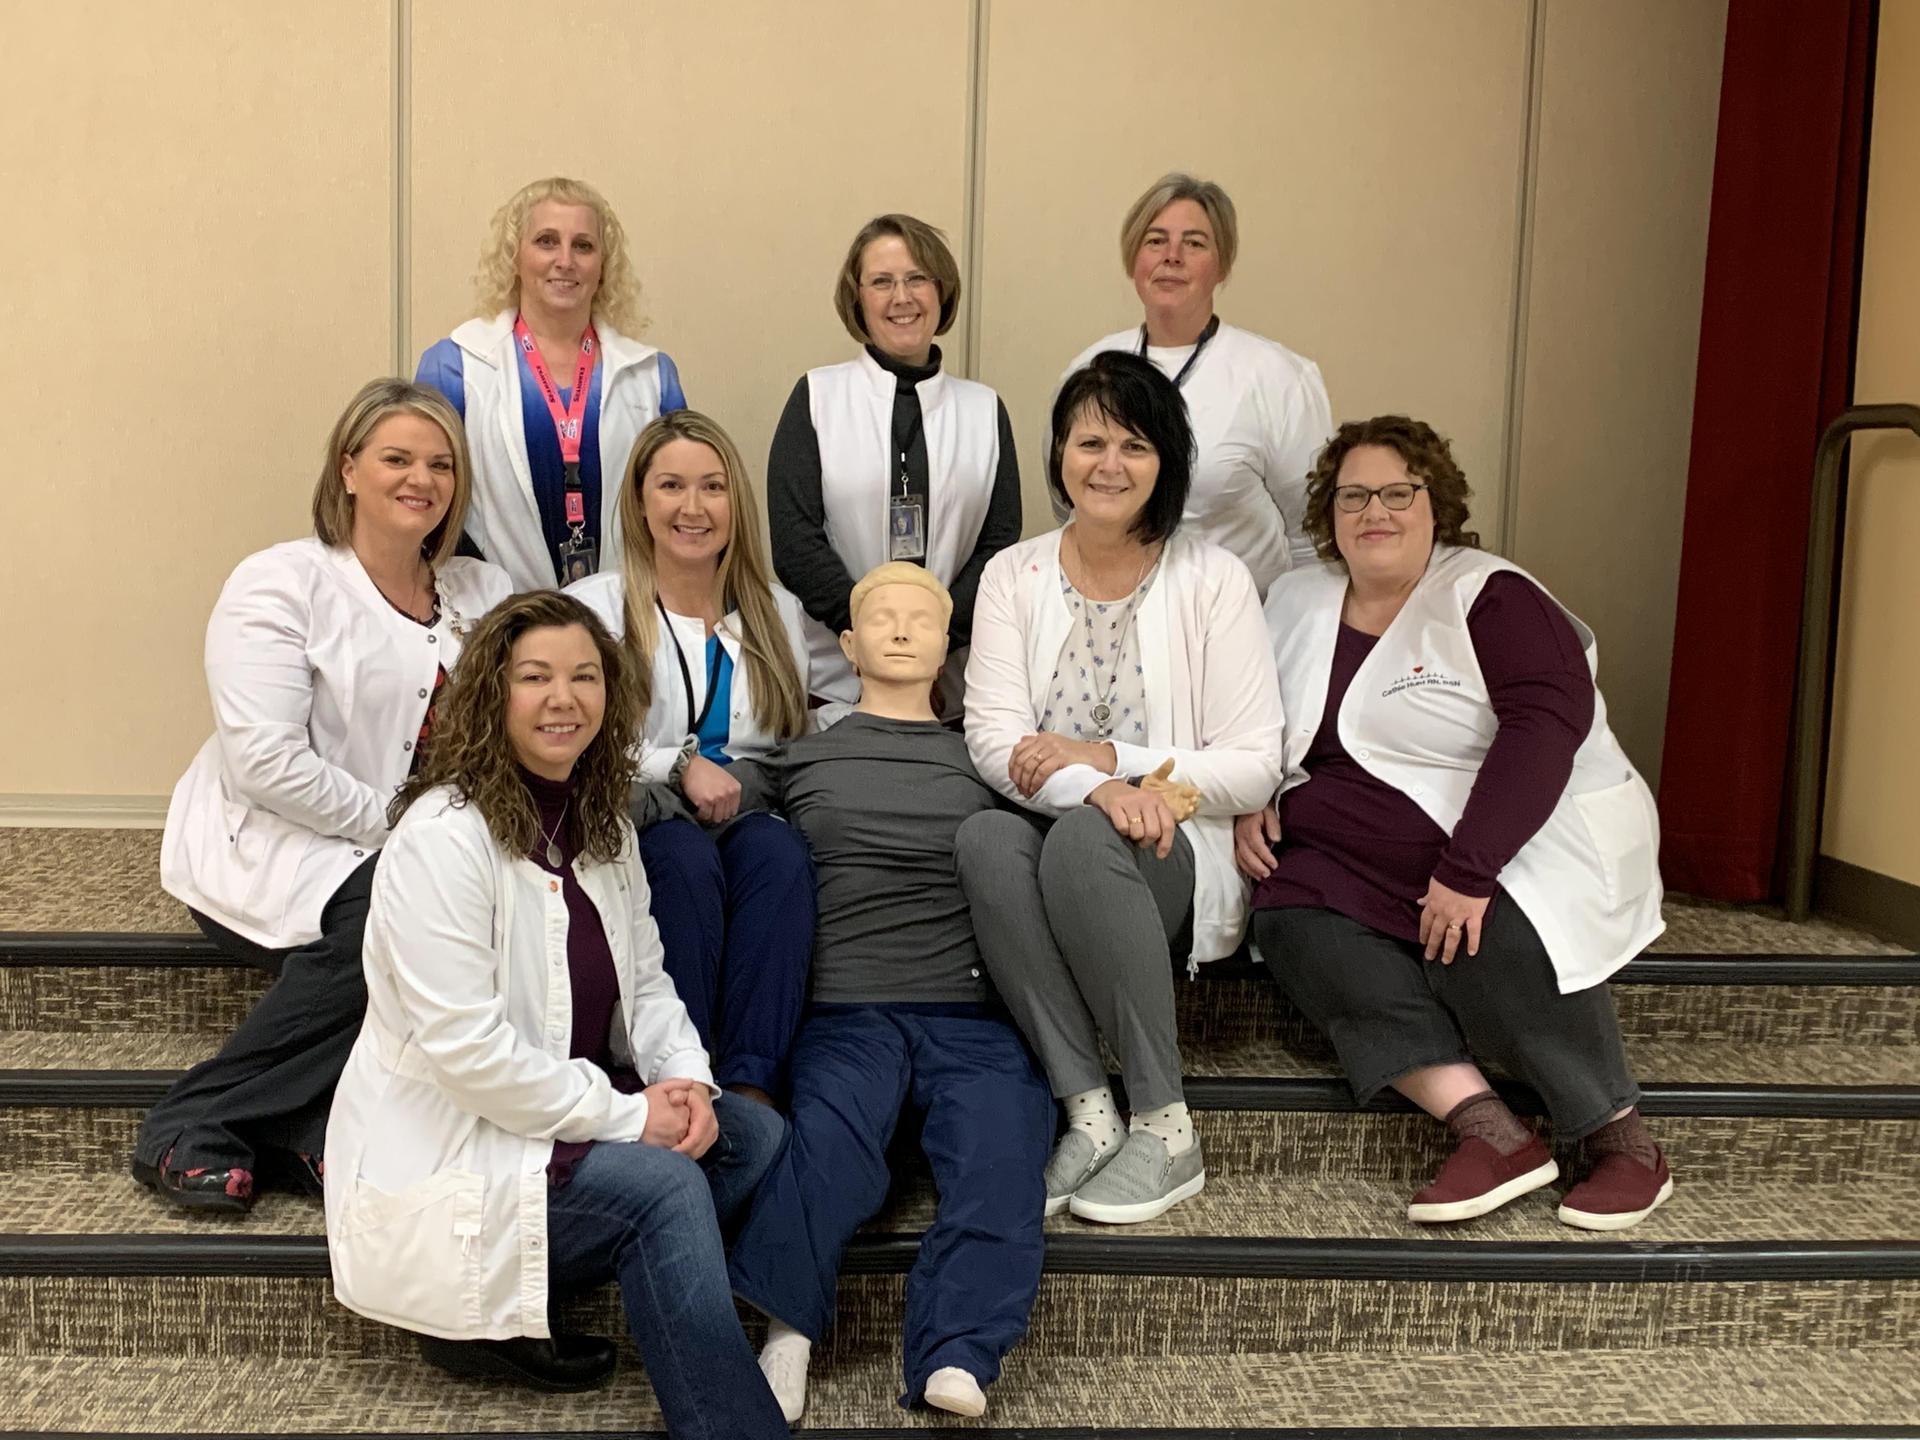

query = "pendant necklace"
[1070, 532, 1156, 740]
[536, 800, 569, 869]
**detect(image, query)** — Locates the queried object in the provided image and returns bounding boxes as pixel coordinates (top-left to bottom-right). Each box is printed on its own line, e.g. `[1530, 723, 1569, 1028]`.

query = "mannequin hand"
[1088, 778, 1179, 859]
[672, 1084, 719, 1160]
[1418, 878, 1490, 964]
[1233, 806, 1282, 880]
[1138, 758, 1201, 823]
[1010, 733, 1116, 798]
[640, 1081, 693, 1148]
[681, 755, 741, 826]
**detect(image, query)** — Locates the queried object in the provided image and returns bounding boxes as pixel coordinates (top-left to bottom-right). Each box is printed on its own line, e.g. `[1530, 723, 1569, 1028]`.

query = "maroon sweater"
[522, 769, 641, 1186]
[1252, 572, 1595, 942]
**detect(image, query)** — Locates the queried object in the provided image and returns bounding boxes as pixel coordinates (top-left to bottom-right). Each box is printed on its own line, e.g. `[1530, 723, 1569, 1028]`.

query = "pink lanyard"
[514, 316, 599, 524]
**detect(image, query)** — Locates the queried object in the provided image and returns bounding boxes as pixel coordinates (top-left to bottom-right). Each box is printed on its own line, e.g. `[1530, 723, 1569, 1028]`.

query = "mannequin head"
[841, 563, 952, 719]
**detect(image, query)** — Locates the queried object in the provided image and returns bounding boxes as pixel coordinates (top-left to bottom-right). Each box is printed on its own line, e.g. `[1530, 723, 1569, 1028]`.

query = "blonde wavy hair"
[389, 591, 642, 865]
[311, 378, 472, 567]
[615, 411, 808, 743]
[472, 176, 644, 333]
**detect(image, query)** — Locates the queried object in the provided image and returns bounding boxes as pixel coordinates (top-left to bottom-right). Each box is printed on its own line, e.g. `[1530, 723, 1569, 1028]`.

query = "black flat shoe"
[129, 1151, 254, 1215]
[415, 1333, 618, 1392]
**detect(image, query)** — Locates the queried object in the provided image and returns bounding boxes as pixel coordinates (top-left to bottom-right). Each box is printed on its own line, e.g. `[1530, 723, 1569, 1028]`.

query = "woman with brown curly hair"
[324, 592, 788, 1435]
[415, 176, 689, 591]
[1236, 416, 1672, 1232]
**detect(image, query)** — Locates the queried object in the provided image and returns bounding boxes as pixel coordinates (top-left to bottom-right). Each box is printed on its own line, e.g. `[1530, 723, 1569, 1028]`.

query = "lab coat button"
[1357, 748, 1372, 759]
[549, 880, 560, 893]
[427, 634, 437, 645]
[403, 740, 413, 751]
[418, 688, 429, 699]
[353, 849, 366, 858]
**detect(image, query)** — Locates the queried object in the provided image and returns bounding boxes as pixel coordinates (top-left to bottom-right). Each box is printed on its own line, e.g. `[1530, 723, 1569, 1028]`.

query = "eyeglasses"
[864, 273, 936, 296]
[1332, 482, 1429, 514]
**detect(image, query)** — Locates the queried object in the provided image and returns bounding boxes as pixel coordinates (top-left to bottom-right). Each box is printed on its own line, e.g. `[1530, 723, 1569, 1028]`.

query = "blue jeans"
[639, 814, 817, 1095]
[545, 1093, 789, 1440]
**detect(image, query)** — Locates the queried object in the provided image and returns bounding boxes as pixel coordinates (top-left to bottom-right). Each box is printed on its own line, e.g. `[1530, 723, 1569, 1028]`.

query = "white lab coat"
[325, 787, 714, 1340]
[1264, 546, 1665, 991]
[1057, 322, 1332, 592]
[965, 527, 1286, 964]
[565, 571, 819, 781]
[445, 309, 675, 592]
[159, 539, 512, 950]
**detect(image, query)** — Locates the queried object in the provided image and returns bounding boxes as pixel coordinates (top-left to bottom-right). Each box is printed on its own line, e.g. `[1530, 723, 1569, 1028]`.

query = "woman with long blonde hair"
[415, 175, 689, 591]
[569, 410, 818, 1106]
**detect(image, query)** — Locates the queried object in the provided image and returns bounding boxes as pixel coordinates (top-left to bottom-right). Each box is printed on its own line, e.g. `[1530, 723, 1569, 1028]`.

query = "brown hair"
[1300, 415, 1481, 564]
[388, 592, 642, 865]
[832, 214, 962, 344]
[1119, 173, 1240, 281]
[312, 379, 472, 568]
[613, 411, 808, 742]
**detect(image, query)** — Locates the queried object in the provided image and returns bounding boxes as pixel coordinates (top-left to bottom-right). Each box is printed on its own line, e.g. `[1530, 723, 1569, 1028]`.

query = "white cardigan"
[160, 539, 512, 949]
[1058, 322, 1332, 592]
[445, 309, 674, 592]
[1264, 547, 1665, 991]
[966, 527, 1286, 963]
[326, 788, 714, 1341]
[565, 571, 818, 781]
[800, 350, 1002, 701]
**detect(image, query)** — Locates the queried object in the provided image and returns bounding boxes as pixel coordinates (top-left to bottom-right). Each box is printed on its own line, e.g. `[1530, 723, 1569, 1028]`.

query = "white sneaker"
[924, 1365, 987, 1417]
[756, 1329, 810, 1424]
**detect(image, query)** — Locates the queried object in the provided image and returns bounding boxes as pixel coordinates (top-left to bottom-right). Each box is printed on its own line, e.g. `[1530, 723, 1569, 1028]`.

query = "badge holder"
[888, 469, 926, 561]
[557, 474, 597, 582]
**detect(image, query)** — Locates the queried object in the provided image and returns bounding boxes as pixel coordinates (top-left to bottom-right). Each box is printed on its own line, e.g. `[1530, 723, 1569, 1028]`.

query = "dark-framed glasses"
[1332, 481, 1428, 514]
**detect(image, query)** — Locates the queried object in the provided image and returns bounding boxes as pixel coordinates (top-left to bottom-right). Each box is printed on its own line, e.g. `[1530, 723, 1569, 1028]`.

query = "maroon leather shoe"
[1406, 1134, 1559, 1224]
[1558, 1147, 1673, 1231]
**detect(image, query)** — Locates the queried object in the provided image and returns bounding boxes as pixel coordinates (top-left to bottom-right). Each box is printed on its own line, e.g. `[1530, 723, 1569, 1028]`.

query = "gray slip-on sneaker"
[1044, 1130, 1118, 1216]
[1067, 1129, 1205, 1224]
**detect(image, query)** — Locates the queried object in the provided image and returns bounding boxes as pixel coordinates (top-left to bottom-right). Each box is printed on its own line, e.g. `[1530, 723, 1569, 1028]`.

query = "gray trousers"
[954, 805, 1195, 1112]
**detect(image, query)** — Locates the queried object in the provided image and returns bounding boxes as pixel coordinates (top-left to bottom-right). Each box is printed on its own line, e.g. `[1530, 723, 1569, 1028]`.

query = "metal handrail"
[1783, 403, 1920, 921]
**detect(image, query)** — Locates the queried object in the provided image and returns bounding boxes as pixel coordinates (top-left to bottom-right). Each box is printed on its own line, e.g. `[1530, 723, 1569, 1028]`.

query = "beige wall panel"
[975, 0, 1531, 540]
[0, 6, 393, 803]
[1823, 0, 1920, 884]
[409, 0, 973, 512]
[1508, 0, 1725, 785]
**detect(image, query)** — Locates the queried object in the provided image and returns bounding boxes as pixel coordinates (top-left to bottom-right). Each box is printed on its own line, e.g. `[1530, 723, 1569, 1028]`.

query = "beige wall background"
[0, 0, 1725, 820]
[1822, 0, 1920, 886]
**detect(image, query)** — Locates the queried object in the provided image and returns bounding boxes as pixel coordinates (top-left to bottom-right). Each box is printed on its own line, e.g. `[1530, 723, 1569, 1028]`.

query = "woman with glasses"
[767, 213, 1021, 711]
[1238, 416, 1670, 1233]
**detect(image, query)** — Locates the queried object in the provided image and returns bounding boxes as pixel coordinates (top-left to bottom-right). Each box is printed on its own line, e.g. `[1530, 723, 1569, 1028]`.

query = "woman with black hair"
[955, 352, 1285, 1225]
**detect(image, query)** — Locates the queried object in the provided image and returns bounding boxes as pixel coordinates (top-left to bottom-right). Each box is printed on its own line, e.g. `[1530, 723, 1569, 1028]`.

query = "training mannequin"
[724, 563, 1053, 1422]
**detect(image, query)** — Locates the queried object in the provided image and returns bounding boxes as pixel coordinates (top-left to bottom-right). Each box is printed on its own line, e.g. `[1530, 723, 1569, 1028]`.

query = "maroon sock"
[1583, 1108, 1659, 1169]
[1442, 1090, 1534, 1157]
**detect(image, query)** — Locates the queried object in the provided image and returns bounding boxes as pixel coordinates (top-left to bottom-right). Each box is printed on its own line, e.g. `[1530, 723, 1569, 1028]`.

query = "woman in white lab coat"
[135, 378, 512, 1213]
[325, 589, 788, 1432]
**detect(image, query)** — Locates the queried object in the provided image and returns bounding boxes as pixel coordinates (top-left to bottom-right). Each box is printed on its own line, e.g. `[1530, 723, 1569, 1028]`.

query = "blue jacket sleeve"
[657, 353, 687, 413]
[414, 340, 467, 419]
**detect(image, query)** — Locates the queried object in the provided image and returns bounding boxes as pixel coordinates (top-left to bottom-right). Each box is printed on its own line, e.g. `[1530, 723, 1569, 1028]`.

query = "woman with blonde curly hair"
[416, 176, 689, 591]
[568, 411, 820, 1106]
[325, 590, 789, 1434]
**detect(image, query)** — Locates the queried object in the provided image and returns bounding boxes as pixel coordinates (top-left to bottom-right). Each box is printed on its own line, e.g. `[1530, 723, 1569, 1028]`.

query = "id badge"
[558, 540, 599, 584]
[888, 498, 926, 560]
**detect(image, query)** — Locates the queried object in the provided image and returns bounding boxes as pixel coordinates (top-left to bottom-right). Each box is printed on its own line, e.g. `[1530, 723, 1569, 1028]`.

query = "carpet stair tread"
[2, 1346, 1915, 1431]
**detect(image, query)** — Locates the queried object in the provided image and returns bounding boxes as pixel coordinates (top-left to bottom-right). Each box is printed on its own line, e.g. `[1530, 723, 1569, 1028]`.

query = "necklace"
[1066, 532, 1157, 739]
[535, 800, 569, 869]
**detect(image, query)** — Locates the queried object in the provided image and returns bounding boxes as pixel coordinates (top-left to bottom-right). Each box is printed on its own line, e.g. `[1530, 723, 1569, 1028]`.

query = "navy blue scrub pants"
[727, 1003, 1053, 1408]
[638, 813, 816, 1095]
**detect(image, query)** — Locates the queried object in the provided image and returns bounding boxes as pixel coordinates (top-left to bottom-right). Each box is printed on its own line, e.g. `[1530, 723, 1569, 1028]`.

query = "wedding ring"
[1446, 922, 1462, 932]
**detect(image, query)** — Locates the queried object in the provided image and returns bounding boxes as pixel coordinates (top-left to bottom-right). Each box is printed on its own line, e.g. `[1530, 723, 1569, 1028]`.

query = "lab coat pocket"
[1571, 778, 1657, 912]
[334, 1167, 486, 1334]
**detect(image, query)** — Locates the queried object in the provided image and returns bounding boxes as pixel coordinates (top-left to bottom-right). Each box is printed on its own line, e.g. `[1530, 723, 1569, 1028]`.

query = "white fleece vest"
[1265, 546, 1664, 991]
[802, 351, 1000, 700]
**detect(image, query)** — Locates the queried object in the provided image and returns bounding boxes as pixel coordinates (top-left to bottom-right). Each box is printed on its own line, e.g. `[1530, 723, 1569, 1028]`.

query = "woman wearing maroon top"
[325, 592, 790, 1436]
[1239, 417, 1670, 1232]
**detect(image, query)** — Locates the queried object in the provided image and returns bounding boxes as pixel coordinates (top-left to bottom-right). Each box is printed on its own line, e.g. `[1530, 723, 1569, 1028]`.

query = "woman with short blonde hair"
[767, 212, 1022, 712]
[1056, 171, 1333, 593]
[568, 411, 819, 1105]
[416, 175, 689, 591]
[134, 378, 512, 1214]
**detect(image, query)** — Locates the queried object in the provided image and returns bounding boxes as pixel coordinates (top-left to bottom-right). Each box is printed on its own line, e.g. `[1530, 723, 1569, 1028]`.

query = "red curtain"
[1657, 0, 1876, 901]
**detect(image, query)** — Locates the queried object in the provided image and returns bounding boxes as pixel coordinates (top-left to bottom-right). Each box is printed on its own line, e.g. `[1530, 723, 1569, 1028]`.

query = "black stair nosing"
[8, 1070, 1919, 1121]
[4, 1232, 1918, 1283]
[5, 931, 1919, 985]
[9, 1430, 1919, 1440]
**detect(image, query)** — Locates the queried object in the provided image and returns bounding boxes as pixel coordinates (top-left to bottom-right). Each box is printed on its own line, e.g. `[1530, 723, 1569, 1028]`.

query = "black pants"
[133, 854, 378, 1175]
[1253, 899, 1640, 1141]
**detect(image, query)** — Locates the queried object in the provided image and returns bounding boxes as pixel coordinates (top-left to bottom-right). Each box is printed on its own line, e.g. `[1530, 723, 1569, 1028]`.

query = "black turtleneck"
[764, 342, 1023, 651]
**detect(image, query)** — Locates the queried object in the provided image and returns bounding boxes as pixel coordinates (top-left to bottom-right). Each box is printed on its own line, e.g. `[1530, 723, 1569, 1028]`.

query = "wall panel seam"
[1496, 0, 1546, 558]
[960, 0, 990, 380]
[391, 0, 413, 378]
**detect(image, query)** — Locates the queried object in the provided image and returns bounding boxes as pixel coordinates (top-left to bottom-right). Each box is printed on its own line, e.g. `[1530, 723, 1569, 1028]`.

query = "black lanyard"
[1137, 313, 1220, 389]
[656, 598, 721, 736]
